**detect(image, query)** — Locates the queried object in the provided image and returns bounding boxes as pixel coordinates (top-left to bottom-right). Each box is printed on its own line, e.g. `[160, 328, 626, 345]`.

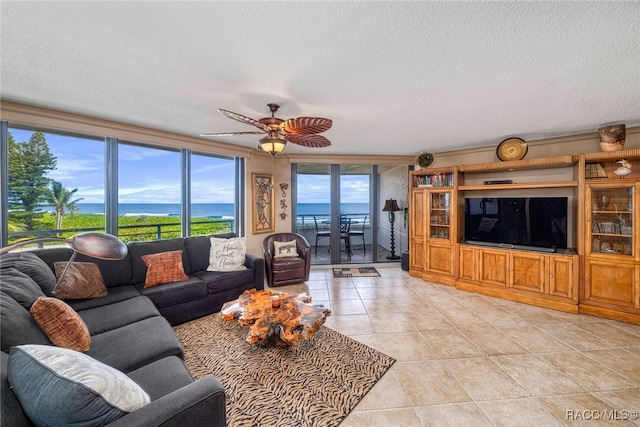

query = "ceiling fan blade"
[285, 134, 331, 148]
[281, 117, 332, 135]
[201, 131, 265, 137]
[218, 108, 268, 131]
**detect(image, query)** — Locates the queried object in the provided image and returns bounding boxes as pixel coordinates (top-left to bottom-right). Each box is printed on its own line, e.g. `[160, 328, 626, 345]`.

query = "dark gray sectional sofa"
[1, 232, 265, 426]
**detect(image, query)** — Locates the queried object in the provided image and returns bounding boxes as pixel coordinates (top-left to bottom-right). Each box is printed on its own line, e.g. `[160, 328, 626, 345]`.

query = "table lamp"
[382, 199, 401, 260]
[0, 232, 128, 293]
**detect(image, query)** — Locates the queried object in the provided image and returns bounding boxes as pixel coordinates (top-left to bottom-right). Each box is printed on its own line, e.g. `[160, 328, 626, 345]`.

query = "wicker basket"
[600, 141, 625, 152]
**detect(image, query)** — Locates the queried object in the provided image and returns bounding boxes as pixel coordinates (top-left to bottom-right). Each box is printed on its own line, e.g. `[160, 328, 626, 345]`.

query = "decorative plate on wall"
[415, 152, 435, 169]
[496, 138, 528, 161]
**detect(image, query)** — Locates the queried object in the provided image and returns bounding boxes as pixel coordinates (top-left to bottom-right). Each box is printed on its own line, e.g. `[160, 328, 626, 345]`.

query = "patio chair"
[313, 216, 331, 255]
[349, 215, 367, 255]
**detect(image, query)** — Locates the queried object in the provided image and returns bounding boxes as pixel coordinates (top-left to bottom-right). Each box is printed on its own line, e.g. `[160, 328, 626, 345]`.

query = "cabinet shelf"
[459, 181, 578, 191]
[583, 148, 640, 161]
[593, 210, 632, 214]
[417, 185, 453, 189]
[459, 155, 576, 173]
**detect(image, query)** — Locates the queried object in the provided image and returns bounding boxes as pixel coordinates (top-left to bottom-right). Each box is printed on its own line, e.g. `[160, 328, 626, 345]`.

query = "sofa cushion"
[7, 345, 150, 427]
[272, 257, 306, 271]
[87, 316, 183, 373]
[1, 351, 33, 427]
[193, 269, 256, 294]
[53, 261, 109, 299]
[128, 238, 189, 284]
[66, 285, 142, 311]
[78, 296, 161, 335]
[75, 252, 134, 288]
[138, 276, 208, 308]
[0, 292, 50, 353]
[32, 247, 134, 289]
[0, 268, 45, 309]
[126, 355, 194, 401]
[30, 297, 91, 352]
[207, 236, 247, 272]
[185, 232, 236, 273]
[0, 251, 57, 296]
[141, 250, 189, 288]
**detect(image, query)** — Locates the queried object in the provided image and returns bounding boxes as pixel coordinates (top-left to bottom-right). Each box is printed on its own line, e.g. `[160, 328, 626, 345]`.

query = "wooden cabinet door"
[427, 243, 454, 276]
[584, 259, 637, 307]
[510, 252, 545, 292]
[459, 246, 476, 281]
[478, 249, 508, 287]
[548, 256, 575, 299]
[410, 190, 426, 271]
[428, 190, 452, 242]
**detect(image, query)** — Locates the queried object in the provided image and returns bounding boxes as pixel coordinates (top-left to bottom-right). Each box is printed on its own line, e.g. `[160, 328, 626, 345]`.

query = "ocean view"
[55, 203, 370, 219]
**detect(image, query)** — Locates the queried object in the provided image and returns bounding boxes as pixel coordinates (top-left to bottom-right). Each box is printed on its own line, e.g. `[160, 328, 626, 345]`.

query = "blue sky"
[9, 129, 370, 204]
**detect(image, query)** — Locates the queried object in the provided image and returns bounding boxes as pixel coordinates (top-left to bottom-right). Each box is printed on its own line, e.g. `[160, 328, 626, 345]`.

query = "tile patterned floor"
[269, 265, 640, 426]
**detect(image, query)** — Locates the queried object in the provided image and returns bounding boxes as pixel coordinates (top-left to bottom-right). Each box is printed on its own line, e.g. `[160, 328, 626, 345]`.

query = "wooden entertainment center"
[409, 148, 640, 325]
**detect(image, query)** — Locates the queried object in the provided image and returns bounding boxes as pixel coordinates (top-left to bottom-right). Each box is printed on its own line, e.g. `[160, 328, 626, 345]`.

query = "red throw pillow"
[29, 297, 91, 352]
[141, 250, 189, 288]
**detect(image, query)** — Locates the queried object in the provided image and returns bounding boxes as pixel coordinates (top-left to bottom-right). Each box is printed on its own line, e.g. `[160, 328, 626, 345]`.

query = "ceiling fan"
[201, 103, 332, 156]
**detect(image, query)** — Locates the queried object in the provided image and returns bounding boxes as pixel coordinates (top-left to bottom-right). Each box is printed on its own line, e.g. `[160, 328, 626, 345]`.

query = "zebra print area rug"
[174, 314, 395, 427]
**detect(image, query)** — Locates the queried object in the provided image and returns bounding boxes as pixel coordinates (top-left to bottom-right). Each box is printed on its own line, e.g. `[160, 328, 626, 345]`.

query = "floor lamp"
[0, 232, 128, 294]
[382, 199, 401, 260]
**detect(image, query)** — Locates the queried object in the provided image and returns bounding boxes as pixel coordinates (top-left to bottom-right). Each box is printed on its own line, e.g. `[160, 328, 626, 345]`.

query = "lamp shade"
[382, 199, 401, 212]
[258, 136, 287, 156]
[68, 232, 128, 260]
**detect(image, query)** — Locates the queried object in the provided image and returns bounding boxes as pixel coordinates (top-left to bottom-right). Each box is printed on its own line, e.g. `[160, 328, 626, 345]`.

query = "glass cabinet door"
[429, 191, 451, 240]
[588, 186, 634, 256]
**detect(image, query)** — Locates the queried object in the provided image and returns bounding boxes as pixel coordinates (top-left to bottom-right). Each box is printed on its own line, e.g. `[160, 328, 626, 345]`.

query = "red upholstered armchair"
[263, 233, 311, 287]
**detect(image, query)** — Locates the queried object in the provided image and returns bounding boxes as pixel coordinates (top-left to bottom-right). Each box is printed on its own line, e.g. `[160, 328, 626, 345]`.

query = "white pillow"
[207, 236, 248, 271]
[7, 345, 150, 426]
[273, 240, 299, 259]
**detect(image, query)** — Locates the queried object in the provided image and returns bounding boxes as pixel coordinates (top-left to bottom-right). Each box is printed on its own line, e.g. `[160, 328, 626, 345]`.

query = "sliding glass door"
[294, 163, 375, 265]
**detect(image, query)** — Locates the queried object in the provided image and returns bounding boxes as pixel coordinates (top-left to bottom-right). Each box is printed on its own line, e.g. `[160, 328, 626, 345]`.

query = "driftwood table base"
[220, 289, 331, 347]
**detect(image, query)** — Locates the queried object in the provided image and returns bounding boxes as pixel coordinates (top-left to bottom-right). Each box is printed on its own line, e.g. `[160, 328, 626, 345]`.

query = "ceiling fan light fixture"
[258, 136, 287, 156]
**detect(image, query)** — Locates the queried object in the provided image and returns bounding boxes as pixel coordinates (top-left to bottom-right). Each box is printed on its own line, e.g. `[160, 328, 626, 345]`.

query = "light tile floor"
[269, 265, 640, 426]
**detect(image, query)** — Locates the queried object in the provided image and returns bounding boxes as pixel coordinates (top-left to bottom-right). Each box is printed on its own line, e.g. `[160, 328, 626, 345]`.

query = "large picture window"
[117, 143, 182, 241]
[6, 127, 105, 247]
[190, 153, 237, 236]
[2, 125, 242, 246]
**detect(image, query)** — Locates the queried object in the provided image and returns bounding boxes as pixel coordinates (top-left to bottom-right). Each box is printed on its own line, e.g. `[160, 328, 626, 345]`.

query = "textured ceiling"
[1, 1, 639, 157]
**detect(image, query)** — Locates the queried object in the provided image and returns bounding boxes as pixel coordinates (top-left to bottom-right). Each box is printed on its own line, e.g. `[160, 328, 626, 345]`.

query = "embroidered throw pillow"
[7, 345, 150, 427]
[53, 262, 108, 300]
[207, 237, 247, 272]
[141, 250, 189, 288]
[273, 240, 299, 259]
[29, 297, 91, 352]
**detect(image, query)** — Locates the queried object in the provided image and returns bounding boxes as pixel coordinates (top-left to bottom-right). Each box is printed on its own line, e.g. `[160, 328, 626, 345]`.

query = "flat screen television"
[464, 197, 568, 252]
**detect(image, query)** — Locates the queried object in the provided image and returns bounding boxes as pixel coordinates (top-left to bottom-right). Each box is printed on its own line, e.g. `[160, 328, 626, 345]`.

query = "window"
[190, 153, 236, 236]
[2, 123, 243, 246]
[117, 143, 182, 241]
[6, 127, 105, 247]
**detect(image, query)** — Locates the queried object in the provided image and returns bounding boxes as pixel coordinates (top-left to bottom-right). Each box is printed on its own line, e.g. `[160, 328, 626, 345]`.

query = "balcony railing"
[6, 218, 235, 246]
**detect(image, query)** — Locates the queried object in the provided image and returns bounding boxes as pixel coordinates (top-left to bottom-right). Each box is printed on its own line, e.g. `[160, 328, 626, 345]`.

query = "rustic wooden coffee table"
[220, 289, 331, 347]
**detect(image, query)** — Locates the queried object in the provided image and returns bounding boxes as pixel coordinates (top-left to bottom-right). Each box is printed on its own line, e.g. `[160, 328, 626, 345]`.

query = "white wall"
[379, 164, 410, 254]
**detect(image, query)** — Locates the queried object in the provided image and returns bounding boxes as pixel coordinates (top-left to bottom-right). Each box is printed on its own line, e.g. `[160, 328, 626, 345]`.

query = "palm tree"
[46, 181, 83, 231]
